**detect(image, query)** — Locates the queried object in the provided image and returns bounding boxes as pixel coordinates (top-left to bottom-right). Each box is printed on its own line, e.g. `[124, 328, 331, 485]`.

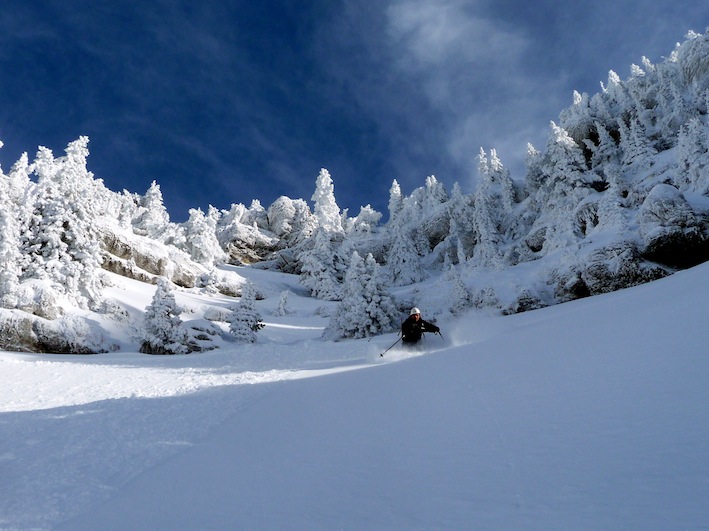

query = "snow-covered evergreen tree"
[444, 256, 472, 314]
[445, 182, 476, 262]
[326, 251, 398, 339]
[274, 290, 293, 316]
[299, 229, 342, 300]
[182, 206, 227, 266]
[140, 277, 189, 355]
[133, 181, 171, 239]
[229, 282, 264, 343]
[586, 120, 621, 169]
[311, 168, 342, 233]
[471, 148, 517, 269]
[0, 195, 22, 308]
[22, 139, 105, 308]
[6, 152, 31, 205]
[619, 118, 657, 170]
[386, 207, 426, 286]
[345, 204, 382, 235]
[530, 122, 591, 253]
[388, 179, 404, 222]
[676, 117, 709, 195]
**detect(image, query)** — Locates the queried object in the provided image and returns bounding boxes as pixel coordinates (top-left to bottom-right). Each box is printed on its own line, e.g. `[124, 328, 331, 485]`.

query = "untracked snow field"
[1, 263, 708, 530]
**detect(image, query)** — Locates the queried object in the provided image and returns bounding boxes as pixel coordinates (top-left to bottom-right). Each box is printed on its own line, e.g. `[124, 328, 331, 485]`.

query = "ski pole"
[380, 337, 401, 357]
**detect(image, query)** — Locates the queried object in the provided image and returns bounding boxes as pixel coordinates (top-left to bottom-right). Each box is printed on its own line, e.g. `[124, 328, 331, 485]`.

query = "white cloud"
[386, 0, 526, 69]
[383, 0, 541, 182]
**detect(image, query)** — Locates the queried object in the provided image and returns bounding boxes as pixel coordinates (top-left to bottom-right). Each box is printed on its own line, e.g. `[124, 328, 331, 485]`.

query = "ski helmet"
[410, 307, 421, 315]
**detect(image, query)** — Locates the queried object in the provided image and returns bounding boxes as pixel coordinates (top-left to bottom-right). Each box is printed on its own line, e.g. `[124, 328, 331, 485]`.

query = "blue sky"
[0, 1, 706, 221]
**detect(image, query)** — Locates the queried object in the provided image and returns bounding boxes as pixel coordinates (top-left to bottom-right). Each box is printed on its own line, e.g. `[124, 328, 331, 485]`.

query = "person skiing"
[401, 307, 440, 345]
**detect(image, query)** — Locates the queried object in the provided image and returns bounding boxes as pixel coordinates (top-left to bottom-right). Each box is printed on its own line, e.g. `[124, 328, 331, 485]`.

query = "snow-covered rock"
[637, 184, 709, 268]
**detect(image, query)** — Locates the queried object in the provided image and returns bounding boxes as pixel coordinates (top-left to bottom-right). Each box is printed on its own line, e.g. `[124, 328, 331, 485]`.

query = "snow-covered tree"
[595, 173, 630, 236]
[386, 207, 426, 286]
[140, 277, 189, 355]
[619, 118, 657, 170]
[0, 198, 22, 308]
[229, 282, 264, 343]
[311, 168, 342, 233]
[133, 181, 171, 239]
[266, 196, 317, 242]
[445, 182, 476, 261]
[345, 204, 382, 235]
[274, 290, 293, 316]
[326, 251, 398, 339]
[182, 206, 227, 266]
[529, 122, 591, 253]
[6, 152, 31, 205]
[471, 148, 517, 269]
[22, 139, 105, 308]
[388, 179, 404, 222]
[585, 120, 621, 169]
[676, 118, 709, 195]
[299, 229, 342, 300]
[444, 257, 472, 314]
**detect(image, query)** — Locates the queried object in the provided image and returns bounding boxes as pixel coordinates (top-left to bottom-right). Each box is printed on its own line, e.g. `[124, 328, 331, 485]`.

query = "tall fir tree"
[311, 168, 342, 233]
[388, 179, 404, 223]
[0, 197, 22, 308]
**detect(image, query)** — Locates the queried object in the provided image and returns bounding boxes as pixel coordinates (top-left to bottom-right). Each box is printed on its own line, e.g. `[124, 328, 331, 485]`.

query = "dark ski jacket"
[401, 315, 439, 344]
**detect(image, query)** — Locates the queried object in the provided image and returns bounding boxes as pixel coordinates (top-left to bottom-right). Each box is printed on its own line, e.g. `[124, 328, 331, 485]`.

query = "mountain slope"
[2, 261, 707, 530]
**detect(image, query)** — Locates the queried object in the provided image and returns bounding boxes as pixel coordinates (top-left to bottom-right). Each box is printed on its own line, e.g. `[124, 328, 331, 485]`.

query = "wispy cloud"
[311, 0, 547, 191]
[384, 0, 537, 181]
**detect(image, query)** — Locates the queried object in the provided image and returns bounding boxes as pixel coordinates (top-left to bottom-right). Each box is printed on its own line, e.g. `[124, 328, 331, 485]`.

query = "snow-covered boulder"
[0, 310, 111, 354]
[577, 242, 668, 296]
[637, 184, 709, 268]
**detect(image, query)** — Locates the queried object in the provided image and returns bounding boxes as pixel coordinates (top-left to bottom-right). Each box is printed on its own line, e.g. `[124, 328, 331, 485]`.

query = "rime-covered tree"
[133, 181, 171, 239]
[388, 179, 404, 222]
[386, 204, 425, 286]
[229, 282, 264, 343]
[444, 256, 472, 314]
[274, 290, 293, 316]
[0, 199, 22, 308]
[311, 168, 342, 233]
[676, 118, 709, 195]
[530, 122, 591, 253]
[585, 121, 621, 169]
[326, 251, 398, 339]
[446, 182, 476, 261]
[619, 118, 656, 170]
[6, 151, 31, 206]
[299, 229, 342, 300]
[22, 139, 105, 308]
[140, 277, 189, 355]
[472, 149, 518, 269]
[183, 206, 227, 266]
[595, 174, 630, 236]
[345, 204, 382, 235]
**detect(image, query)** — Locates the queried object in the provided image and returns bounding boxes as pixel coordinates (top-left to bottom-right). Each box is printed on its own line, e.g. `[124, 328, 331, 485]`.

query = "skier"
[401, 307, 440, 346]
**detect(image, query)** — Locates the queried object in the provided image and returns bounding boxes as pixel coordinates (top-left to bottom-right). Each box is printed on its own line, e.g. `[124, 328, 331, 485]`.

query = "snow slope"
[1, 262, 708, 530]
